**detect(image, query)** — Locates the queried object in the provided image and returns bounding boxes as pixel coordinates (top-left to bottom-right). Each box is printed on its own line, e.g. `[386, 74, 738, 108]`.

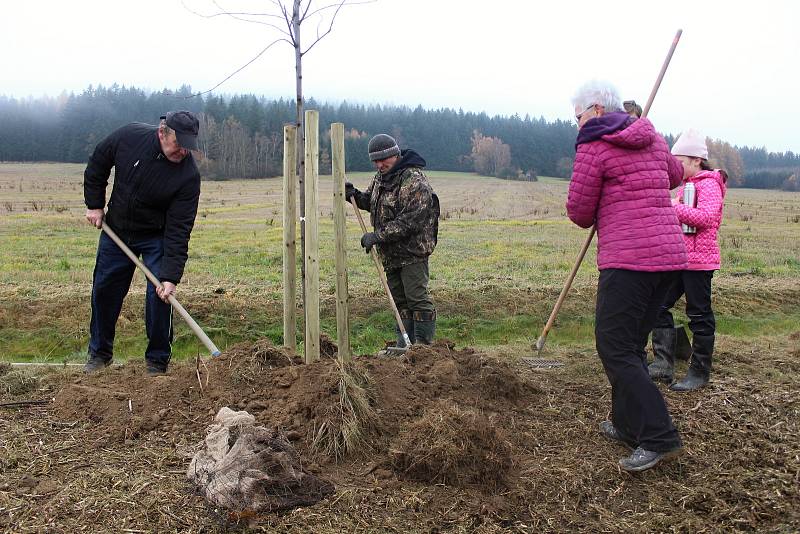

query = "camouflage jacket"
[353, 149, 439, 270]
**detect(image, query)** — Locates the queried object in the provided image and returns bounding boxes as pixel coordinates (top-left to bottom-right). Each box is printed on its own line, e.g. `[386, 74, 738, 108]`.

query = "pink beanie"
[671, 128, 708, 159]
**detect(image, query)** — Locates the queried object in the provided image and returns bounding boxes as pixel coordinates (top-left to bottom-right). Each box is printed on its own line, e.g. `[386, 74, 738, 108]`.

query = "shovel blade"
[534, 335, 547, 353]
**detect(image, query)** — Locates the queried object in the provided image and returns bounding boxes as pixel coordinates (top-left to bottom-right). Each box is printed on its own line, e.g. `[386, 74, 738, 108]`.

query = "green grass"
[1, 163, 799, 362]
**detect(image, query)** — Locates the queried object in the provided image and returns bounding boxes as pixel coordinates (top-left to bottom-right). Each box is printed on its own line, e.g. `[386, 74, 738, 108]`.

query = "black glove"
[360, 232, 381, 253]
[345, 182, 358, 202]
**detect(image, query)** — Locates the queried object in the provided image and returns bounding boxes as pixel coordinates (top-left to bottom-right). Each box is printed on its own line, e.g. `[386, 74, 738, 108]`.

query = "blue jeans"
[88, 232, 173, 367]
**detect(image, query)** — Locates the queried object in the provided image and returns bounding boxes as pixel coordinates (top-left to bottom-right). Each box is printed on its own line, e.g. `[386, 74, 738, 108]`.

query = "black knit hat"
[368, 134, 400, 161]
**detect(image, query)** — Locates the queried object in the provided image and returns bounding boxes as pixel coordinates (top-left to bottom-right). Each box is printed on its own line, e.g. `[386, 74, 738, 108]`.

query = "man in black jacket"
[345, 134, 439, 347]
[83, 111, 202, 375]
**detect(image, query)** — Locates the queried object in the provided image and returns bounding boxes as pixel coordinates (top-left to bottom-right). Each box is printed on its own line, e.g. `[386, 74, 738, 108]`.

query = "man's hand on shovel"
[157, 281, 177, 303]
[360, 232, 380, 253]
[86, 208, 104, 229]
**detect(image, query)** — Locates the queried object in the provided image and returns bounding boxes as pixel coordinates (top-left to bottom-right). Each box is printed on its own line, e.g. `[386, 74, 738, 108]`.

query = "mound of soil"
[51, 338, 539, 490]
[52, 340, 341, 444]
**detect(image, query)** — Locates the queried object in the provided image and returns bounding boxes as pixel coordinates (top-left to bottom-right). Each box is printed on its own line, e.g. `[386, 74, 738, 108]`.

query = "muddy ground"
[1, 335, 798, 533]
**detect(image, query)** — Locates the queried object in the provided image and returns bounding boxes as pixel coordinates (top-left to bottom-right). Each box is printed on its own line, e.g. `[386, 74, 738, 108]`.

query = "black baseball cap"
[161, 110, 199, 150]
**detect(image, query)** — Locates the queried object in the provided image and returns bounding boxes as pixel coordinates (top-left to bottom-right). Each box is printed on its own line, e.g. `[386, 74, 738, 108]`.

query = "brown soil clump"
[389, 399, 513, 488]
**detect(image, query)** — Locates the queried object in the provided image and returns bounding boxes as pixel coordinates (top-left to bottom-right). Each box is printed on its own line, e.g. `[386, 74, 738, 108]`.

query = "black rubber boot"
[412, 310, 436, 345]
[674, 326, 692, 361]
[670, 334, 713, 391]
[395, 309, 415, 348]
[648, 328, 675, 383]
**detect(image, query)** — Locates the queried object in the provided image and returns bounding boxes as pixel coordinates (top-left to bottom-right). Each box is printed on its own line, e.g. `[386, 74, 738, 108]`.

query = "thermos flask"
[682, 182, 696, 234]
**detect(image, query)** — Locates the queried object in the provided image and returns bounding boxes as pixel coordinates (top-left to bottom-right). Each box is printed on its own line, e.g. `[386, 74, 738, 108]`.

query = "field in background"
[1, 162, 799, 362]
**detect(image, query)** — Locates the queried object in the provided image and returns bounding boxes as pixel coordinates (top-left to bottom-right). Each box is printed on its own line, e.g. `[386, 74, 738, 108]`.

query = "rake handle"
[100, 222, 221, 357]
[536, 29, 683, 352]
[536, 226, 596, 349]
[349, 198, 411, 347]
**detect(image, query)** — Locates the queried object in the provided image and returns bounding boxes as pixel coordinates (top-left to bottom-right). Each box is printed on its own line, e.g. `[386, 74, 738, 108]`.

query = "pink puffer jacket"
[673, 170, 727, 270]
[567, 117, 688, 272]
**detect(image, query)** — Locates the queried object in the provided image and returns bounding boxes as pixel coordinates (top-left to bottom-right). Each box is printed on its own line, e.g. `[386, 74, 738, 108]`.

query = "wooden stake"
[304, 110, 320, 363]
[282, 125, 298, 353]
[331, 122, 351, 362]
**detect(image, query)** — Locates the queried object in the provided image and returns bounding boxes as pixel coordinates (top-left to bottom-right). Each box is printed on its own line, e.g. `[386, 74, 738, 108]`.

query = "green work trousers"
[385, 259, 434, 314]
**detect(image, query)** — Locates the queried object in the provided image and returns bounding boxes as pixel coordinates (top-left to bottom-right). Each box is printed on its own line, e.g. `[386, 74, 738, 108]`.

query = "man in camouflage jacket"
[346, 134, 440, 346]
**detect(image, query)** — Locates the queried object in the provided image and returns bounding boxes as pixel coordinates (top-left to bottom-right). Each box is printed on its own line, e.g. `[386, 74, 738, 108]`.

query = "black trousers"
[596, 269, 682, 452]
[654, 270, 715, 337]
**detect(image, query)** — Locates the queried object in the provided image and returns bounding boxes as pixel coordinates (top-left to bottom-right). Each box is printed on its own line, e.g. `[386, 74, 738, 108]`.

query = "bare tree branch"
[211, 0, 285, 23]
[187, 38, 288, 98]
[300, 0, 314, 22]
[181, 0, 290, 35]
[304, 0, 374, 20]
[279, 1, 296, 43]
[301, 0, 345, 55]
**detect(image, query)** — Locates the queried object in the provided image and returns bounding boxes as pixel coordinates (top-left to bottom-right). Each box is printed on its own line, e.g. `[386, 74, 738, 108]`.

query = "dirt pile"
[50, 339, 539, 488]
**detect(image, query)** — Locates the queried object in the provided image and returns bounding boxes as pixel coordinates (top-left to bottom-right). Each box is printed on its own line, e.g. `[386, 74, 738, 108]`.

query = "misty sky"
[2, 0, 798, 153]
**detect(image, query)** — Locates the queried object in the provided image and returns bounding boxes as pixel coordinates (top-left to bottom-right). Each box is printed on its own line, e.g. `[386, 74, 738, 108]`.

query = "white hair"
[159, 118, 174, 137]
[572, 80, 623, 112]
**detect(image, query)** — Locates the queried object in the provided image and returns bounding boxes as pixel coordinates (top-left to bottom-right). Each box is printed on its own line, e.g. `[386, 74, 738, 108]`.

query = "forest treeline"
[1, 85, 798, 190]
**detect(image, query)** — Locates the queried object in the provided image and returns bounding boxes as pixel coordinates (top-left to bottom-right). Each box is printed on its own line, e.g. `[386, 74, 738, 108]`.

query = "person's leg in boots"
[403, 260, 436, 344]
[86, 232, 136, 373]
[139, 236, 173, 375]
[386, 267, 413, 347]
[649, 276, 684, 383]
[671, 270, 715, 391]
[595, 269, 682, 471]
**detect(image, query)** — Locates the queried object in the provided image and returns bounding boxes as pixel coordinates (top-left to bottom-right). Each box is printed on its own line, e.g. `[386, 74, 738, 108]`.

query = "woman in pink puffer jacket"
[567, 80, 686, 473]
[649, 129, 727, 391]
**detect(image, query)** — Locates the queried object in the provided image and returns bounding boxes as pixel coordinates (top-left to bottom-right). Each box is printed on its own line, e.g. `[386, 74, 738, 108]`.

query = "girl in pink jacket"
[649, 129, 727, 391]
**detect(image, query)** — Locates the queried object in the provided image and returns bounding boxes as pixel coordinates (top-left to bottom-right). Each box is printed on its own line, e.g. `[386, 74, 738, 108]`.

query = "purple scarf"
[575, 112, 635, 150]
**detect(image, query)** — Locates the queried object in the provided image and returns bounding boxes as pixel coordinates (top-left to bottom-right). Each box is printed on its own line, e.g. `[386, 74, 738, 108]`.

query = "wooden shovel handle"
[100, 222, 221, 357]
[349, 198, 411, 345]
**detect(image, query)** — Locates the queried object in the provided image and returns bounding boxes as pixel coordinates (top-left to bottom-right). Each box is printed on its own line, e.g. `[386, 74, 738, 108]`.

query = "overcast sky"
[2, 0, 797, 153]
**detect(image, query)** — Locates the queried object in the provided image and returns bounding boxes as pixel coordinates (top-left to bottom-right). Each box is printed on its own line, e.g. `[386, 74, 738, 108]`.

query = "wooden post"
[282, 125, 297, 353]
[304, 110, 320, 363]
[331, 122, 351, 362]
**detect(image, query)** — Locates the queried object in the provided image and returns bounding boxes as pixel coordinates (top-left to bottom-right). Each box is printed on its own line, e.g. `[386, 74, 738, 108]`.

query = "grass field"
[1, 162, 799, 362]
